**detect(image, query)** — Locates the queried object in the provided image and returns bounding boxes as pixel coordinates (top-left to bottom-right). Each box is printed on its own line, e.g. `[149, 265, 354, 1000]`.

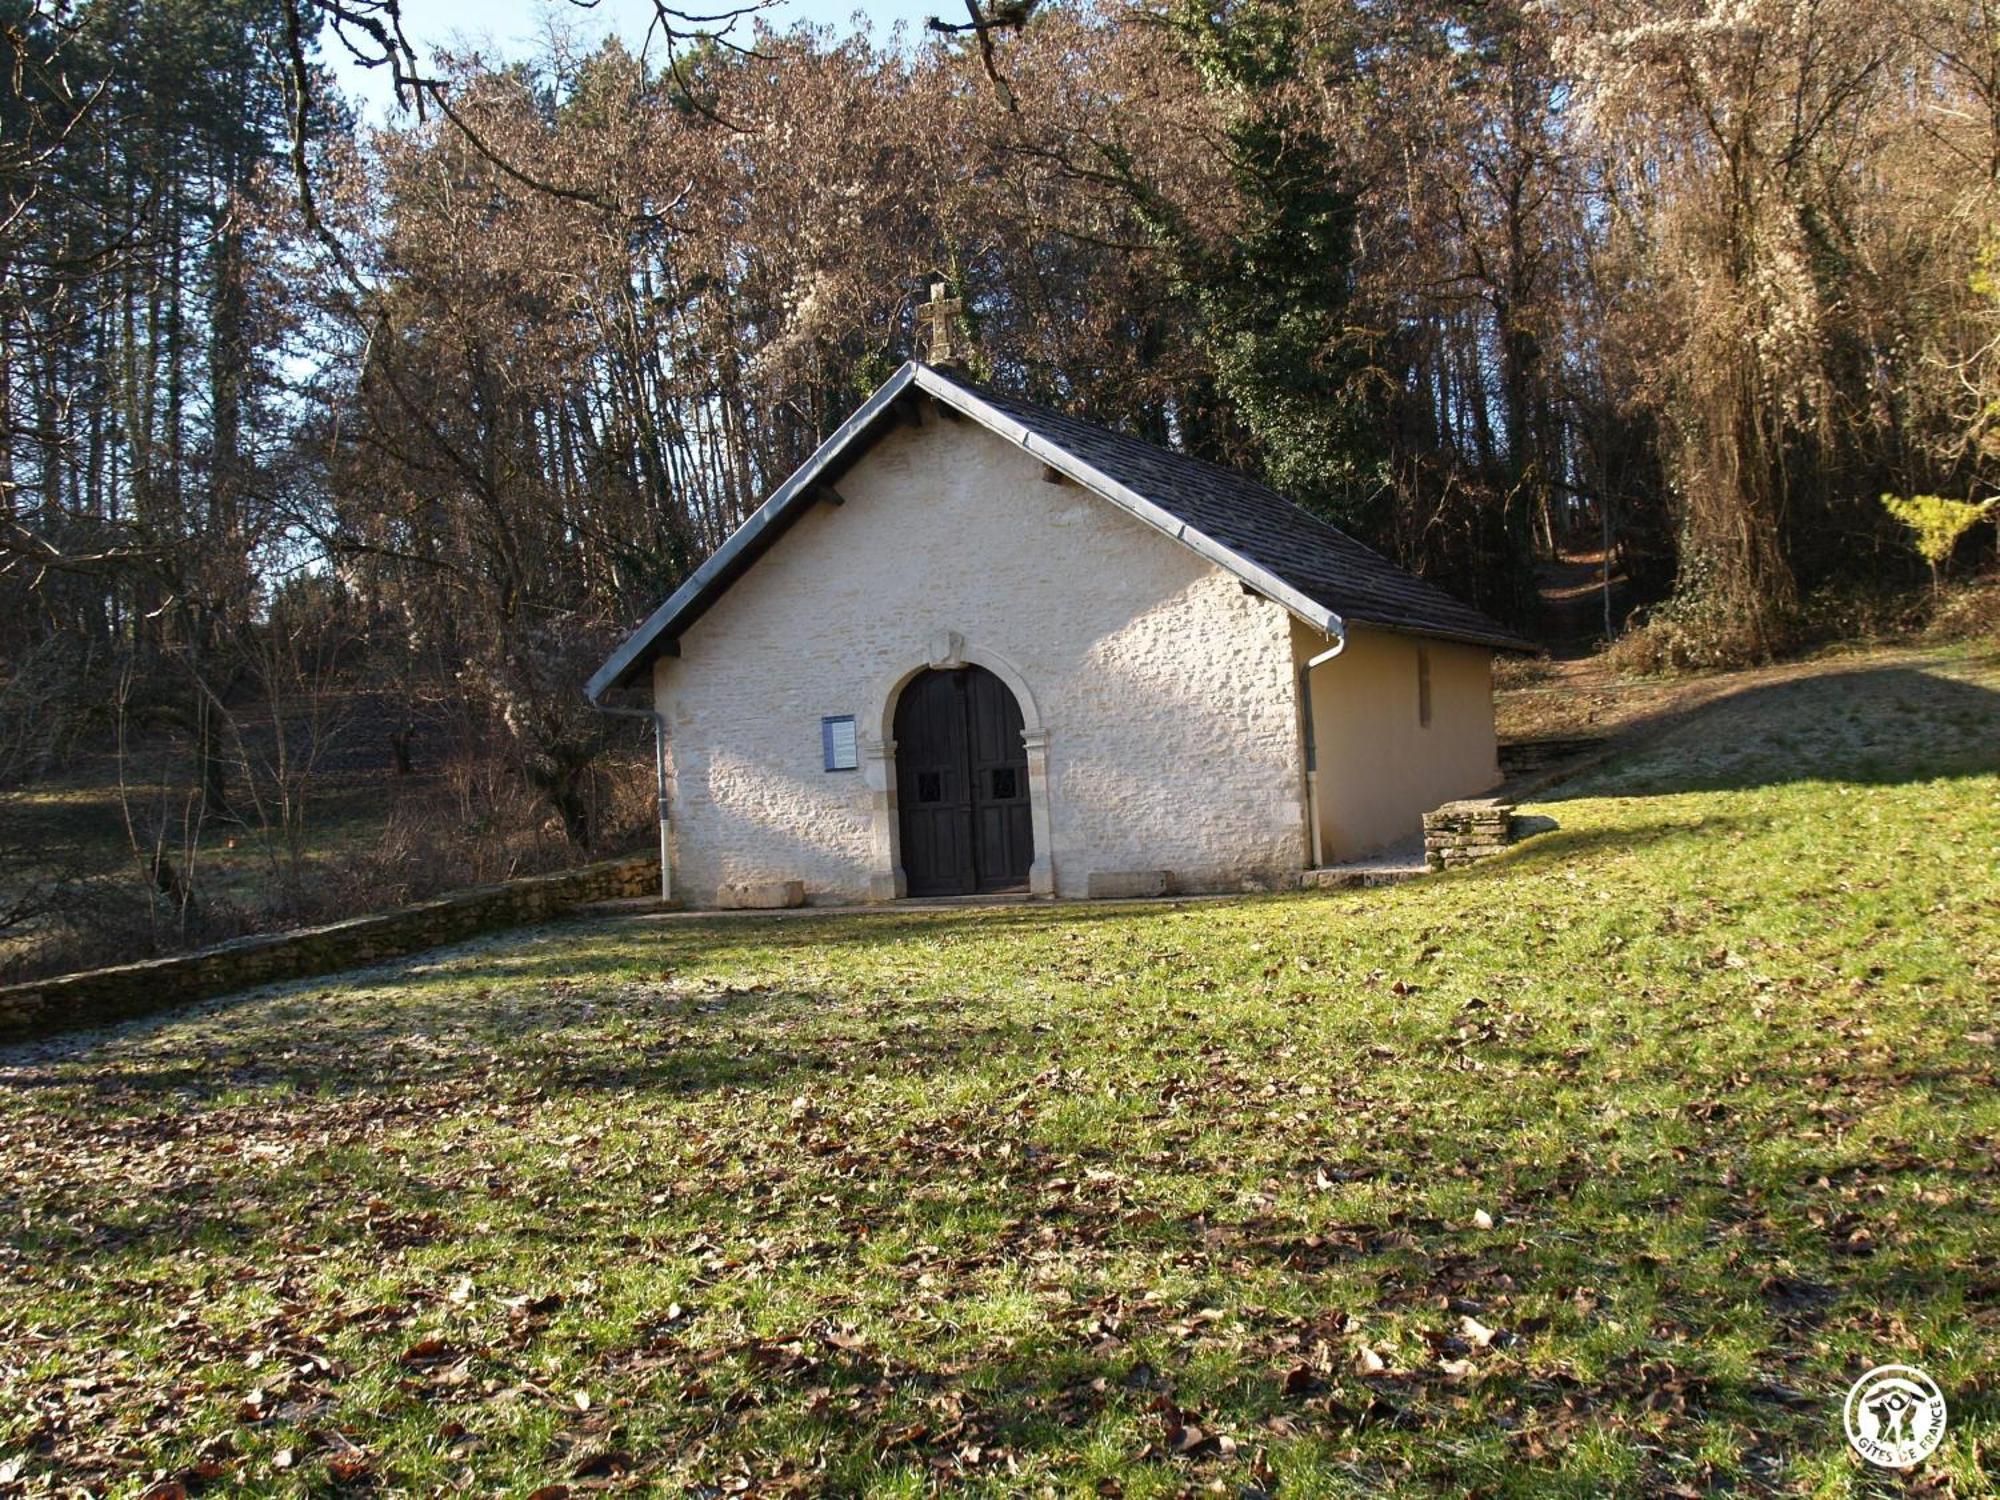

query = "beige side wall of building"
[1294, 621, 1500, 861]
[653, 412, 1310, 905]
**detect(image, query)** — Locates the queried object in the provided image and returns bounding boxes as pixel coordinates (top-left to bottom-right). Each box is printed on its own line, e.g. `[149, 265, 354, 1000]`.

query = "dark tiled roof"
[590, 361, 1533, 697]
[961, 377, 1535, 652]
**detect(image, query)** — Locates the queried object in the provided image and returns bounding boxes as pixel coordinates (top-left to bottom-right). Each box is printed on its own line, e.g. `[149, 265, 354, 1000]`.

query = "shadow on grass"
[0, 982, 1067, 1104]
[1439, 812, 1760, 880]
[0, 894, 1211, 1072]
[0, 983, 1081, 1267]
[1541, 664, 2000, 802]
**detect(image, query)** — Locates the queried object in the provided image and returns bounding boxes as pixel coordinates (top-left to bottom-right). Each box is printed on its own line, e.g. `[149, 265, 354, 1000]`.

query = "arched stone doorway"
[893, 665, 1033, 896]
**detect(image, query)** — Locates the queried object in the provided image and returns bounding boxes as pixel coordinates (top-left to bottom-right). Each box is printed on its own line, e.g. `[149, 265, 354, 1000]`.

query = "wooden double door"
[894, 666, 1033, 896]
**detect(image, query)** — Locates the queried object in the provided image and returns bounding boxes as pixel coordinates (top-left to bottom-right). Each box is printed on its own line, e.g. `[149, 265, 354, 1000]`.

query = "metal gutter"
[1297, 633, 1348, 871]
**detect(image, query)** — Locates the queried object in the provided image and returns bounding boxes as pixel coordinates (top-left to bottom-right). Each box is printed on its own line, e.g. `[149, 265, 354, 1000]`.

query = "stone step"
[717, 880, 808, 910]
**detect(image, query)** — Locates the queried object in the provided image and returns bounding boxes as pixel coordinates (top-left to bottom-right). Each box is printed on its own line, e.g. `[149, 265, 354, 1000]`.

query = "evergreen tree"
[1120, 0, 1386, 530]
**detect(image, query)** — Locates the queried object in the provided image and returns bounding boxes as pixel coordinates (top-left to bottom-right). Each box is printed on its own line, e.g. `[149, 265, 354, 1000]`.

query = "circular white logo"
[1844, 1365, 1946, 1469]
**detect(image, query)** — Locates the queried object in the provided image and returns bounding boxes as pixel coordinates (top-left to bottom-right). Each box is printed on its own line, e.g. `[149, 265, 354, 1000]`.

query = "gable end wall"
[652, 415, 1308, 903]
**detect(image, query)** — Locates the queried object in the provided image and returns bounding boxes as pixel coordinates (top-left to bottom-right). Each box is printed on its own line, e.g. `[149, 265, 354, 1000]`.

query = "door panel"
[894, 666, 1032, 897]
[965, 669, 1032, 891]
[894, 670, 974, 897]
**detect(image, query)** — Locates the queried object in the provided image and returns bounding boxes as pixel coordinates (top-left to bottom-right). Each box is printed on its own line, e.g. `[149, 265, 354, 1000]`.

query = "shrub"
[1604, 552, 1800, 676]
[1923, 576, 2000, 644]
[1797, 579, 1932, 646]
[1881, 493, 1995, 589]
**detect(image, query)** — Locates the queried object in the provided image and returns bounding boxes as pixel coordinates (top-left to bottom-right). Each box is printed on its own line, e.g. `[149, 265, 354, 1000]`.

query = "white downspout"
[1300, 624, 1347, 871]
[586, 691, 672, 904]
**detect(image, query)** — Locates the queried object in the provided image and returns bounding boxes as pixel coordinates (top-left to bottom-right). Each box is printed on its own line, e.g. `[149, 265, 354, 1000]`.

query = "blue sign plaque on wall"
[821, 715, 859, 772]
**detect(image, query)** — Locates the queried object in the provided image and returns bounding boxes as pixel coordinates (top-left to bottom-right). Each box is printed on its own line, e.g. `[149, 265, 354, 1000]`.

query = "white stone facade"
[653, 411, 1311, 905]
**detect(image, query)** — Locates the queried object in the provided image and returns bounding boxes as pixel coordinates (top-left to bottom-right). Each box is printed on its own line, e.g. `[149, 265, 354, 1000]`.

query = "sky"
[324, 0, 946, 122]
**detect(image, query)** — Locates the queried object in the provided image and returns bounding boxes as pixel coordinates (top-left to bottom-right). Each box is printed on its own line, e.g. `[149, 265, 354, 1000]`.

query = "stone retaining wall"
[0, 855, 659, 1043]
[1423, 798, 1518, 871]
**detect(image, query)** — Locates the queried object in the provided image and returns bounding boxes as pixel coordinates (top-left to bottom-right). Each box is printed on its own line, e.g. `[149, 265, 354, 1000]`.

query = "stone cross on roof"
[916, 281, 964, 367]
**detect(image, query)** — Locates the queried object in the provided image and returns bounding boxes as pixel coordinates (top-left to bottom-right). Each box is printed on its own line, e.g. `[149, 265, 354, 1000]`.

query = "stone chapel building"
[588, 359, 1533, 906]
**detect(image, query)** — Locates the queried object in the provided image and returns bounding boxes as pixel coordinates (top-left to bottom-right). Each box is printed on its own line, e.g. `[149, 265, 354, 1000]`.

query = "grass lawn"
[1, 649, 1996, 1497]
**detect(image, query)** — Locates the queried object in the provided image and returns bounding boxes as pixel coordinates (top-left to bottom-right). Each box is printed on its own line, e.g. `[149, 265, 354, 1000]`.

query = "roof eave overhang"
[1343, 616, 1541, 655]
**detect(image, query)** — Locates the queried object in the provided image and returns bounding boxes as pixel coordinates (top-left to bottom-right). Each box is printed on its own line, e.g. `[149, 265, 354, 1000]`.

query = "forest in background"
[2, 0, 1998, 980]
